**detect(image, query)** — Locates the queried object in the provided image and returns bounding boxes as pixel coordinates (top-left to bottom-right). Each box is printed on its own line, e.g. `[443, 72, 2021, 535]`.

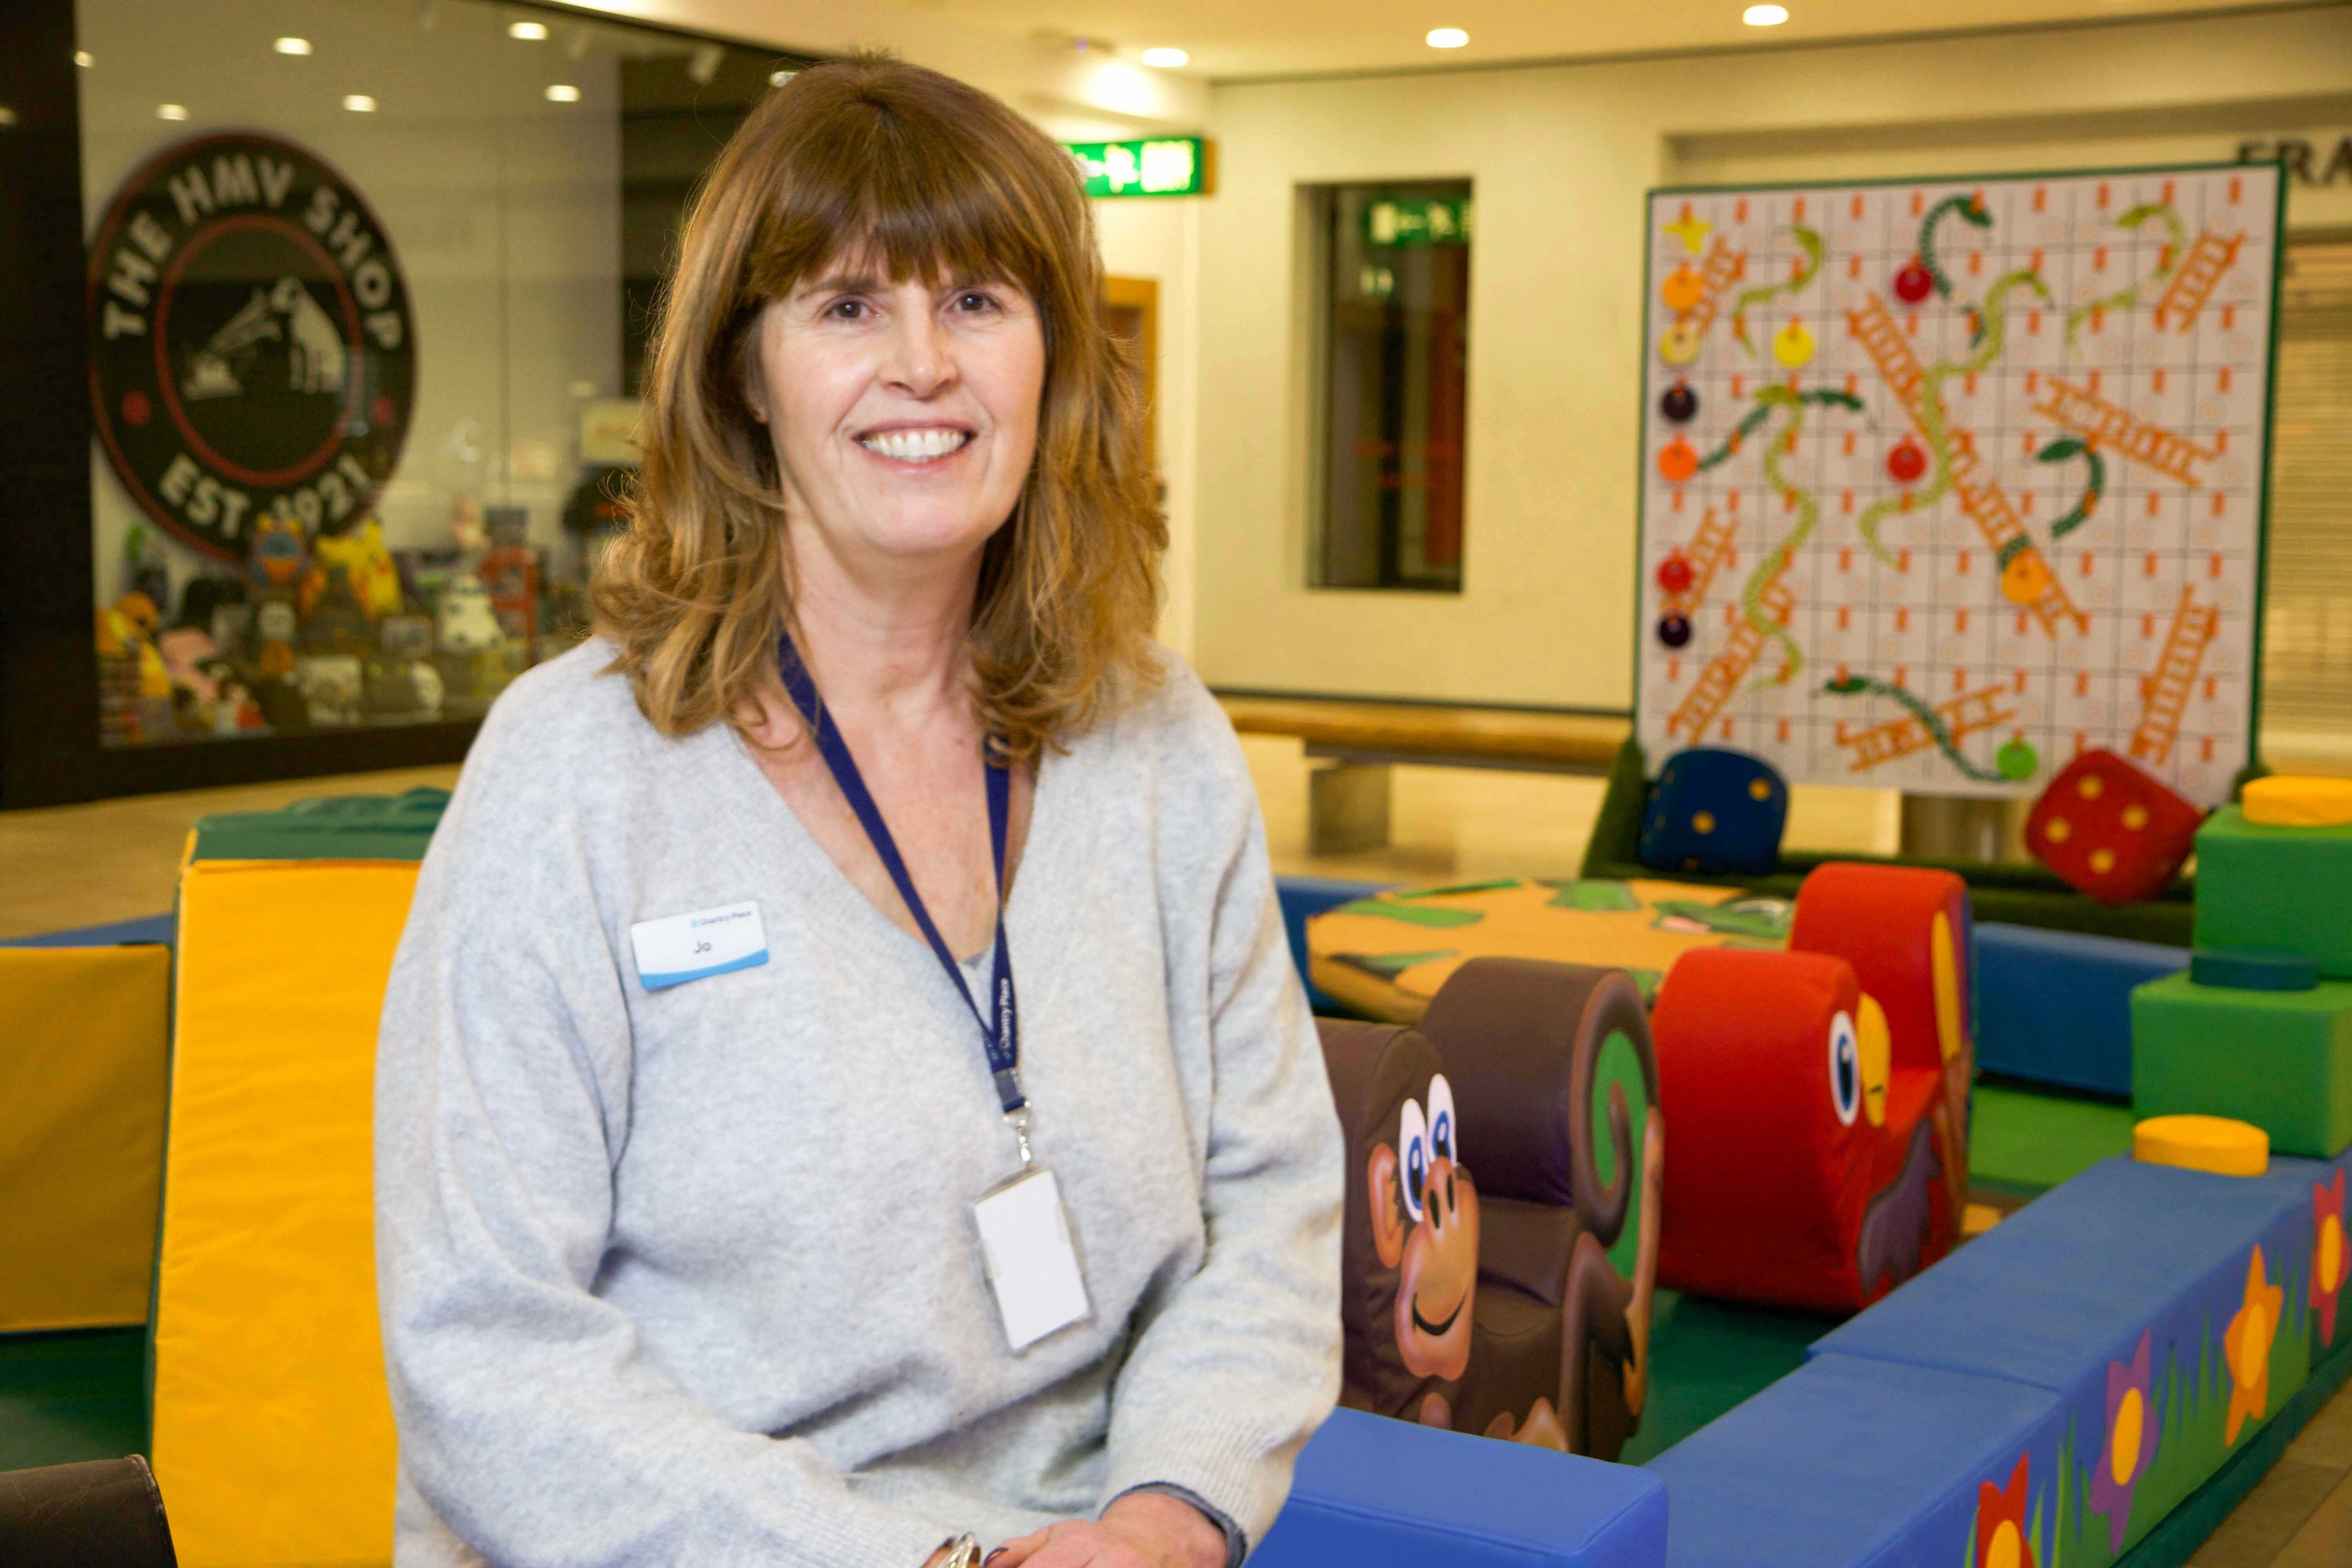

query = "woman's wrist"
[1099, 1490, 1227, 1568]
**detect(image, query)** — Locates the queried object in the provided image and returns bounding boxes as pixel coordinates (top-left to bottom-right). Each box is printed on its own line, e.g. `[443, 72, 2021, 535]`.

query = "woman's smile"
[857, 423, 975, 464]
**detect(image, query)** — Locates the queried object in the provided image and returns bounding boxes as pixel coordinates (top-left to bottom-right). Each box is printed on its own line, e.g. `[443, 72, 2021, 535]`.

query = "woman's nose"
[883, 309, 953, 396]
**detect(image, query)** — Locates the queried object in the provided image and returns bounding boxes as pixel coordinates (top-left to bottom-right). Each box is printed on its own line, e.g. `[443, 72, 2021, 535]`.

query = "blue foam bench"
[1646, 1351, 2066, 1567]
[1258, 1407, 1668, 1567]
[0, 913, 176, 949]
[1275, 876, 1391, 1016]
[1975, 922, 2188, 1097]
[1810, 1151, 2352, 1563]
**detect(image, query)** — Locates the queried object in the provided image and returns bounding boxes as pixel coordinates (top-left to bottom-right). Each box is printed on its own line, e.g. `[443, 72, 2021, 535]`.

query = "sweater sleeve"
[1095, 682, 1346, 1548]
[372, 701, 953, 1568]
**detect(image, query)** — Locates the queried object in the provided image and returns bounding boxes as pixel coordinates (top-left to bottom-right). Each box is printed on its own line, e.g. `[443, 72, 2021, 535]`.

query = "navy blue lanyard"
[775, 630, 1025, 1120]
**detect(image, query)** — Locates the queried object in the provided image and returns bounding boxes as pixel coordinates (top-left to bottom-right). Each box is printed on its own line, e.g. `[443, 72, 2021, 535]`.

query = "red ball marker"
[1887, 439, 1927, 484]
[1893, 259, 1934, 305]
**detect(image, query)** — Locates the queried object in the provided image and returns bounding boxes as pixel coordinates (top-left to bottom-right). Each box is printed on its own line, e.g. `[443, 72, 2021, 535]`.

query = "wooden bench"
[1216, 693, 1632, 855]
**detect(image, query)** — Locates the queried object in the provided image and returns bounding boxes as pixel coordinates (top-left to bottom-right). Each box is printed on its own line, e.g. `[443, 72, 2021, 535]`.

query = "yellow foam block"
[152, 858, 417, 1568]
[2242, 775, 2352, 828]
[2133, 1114, 2269, 1178]
[0, 944, 169, 1331]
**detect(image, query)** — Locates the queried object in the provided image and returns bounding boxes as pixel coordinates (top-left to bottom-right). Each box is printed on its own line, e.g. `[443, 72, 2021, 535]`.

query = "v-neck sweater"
[373, 639, 1345, 1568]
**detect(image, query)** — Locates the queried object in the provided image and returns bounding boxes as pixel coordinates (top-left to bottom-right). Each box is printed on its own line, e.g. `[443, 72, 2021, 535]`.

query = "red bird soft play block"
[2025, 750, 2203, 904]
[1653, 863, 1973, 1313]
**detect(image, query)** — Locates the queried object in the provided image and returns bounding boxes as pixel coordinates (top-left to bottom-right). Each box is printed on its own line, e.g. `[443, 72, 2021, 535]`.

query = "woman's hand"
[985, 1492, 1224, 1568]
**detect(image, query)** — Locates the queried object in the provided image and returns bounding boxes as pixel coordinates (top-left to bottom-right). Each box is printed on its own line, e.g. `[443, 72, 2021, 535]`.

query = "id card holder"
[971, 1167, 1091, 1353]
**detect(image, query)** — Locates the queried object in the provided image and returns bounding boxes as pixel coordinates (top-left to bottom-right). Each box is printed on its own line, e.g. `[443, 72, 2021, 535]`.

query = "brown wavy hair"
[591, 53, 1164, 756]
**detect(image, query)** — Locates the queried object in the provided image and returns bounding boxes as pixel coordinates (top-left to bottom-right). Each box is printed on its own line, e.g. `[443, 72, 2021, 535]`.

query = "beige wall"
[1191, 6, 2352, 710]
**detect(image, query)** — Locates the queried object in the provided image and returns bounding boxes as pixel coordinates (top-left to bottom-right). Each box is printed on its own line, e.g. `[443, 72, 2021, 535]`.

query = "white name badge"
[629, 901, 768, 991]
[971, 1168, 1091, 1353]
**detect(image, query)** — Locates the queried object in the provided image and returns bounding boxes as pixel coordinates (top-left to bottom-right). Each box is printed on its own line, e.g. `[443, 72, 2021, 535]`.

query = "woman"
[374, 53, 1343, 1568]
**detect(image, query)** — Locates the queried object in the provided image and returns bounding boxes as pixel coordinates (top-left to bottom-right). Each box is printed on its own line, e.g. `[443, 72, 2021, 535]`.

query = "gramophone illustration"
[181, 277, 347, 401]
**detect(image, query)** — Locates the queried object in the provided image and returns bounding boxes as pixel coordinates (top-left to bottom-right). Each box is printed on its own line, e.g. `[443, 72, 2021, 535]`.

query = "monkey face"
[1368, 1074, 1479, 1382]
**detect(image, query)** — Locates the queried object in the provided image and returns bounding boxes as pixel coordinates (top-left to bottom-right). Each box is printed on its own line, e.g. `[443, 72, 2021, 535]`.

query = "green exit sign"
[1064, 137, 1214, 198]
[1363, 197, 1473, 247]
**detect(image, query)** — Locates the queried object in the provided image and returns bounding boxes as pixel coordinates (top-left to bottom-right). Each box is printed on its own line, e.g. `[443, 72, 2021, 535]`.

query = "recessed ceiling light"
[274, 36, 312, 55]
[73, 51, 93, 67]
[508, 20, 548, 40]
[544, 83, 580, 102]
[1744, 4, 1789, 24]
[1425, 27, 1468, 49]
[0, 108, 16, 127]
[1141, 47, 1189, 68]
[156, 103, 187, 121]
[769, 69, 797, 86]
[343, 94, 377, 112]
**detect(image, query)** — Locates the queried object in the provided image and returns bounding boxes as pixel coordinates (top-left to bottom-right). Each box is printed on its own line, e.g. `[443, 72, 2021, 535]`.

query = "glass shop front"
[76, 0, 802, 750]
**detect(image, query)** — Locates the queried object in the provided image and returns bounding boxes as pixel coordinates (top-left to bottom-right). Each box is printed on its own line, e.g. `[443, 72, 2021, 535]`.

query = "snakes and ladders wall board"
[1633, 163, 2285, 806]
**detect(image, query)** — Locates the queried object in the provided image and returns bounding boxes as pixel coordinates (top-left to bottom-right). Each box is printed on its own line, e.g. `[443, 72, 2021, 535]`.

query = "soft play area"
[5, 151, 2348, 1566]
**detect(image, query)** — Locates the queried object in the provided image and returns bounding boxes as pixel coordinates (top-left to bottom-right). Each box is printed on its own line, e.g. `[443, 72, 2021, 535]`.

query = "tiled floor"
[6, 741, 2352, 1563]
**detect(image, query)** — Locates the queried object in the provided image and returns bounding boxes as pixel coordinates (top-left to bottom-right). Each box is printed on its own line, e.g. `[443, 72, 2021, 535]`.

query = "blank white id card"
[971, 1168, 1091, 1352]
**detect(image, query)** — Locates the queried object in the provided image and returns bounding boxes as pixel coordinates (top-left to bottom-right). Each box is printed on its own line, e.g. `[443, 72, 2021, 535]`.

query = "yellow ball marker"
[2242, 775, 2352, 828]
[2133, 1114, 2269, 1178]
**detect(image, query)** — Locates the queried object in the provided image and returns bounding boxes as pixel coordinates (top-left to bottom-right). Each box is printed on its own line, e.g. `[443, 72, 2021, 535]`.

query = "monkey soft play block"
[1256, 1407, 1667, 1568]
[2194, 806, 2352, 979]
[1648, 1352, 2068, 1568]
[2024, 749, 2203, 904]
[1813, 1154, 2334, 1562]
[1638, 747, 1786, 877]
[2131, 972, 2352, 1158]
[1975, 924, 2187, 1096]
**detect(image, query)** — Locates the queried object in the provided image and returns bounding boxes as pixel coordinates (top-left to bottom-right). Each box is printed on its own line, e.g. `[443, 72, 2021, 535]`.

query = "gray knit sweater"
[373, 640, 1344, 1568]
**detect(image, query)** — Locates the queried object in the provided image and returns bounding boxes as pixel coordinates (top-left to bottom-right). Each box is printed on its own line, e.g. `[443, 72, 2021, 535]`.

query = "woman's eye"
[825, 298, 869, 319]
[955, 290, 996, 313]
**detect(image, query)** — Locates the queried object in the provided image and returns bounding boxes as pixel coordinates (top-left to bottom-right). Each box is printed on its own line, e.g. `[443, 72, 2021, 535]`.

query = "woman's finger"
[985, 1527, 1053, 1567]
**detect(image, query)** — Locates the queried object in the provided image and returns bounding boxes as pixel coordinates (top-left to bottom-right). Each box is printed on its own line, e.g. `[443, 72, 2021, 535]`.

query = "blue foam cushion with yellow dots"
[1639, 748, 1788, 877]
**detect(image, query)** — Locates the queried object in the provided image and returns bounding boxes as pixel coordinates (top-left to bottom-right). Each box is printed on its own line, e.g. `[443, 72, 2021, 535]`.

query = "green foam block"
[2131, 969, 2352, 1157]
[2193, 805, 2352, 979]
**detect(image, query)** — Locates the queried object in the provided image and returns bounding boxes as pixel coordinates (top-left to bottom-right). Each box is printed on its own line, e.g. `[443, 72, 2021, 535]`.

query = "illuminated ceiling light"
[74, 50, 94, 67]
[156, 103, 188, 120]
[1425, 27, 1468, 49]
[1140, 47, 1189, 68]
[544, 83, 580, 102]
[343, 94, 377, 112]
[274, 36, 312, 55]
[1743, 4, 1789, 23]
[0, 107, 16, 126]
[508, 19, 548, 40]
[769, 69, 797, 86]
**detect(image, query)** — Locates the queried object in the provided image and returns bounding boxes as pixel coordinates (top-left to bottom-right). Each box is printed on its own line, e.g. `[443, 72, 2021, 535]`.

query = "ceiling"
[905, 0, 2309, 81]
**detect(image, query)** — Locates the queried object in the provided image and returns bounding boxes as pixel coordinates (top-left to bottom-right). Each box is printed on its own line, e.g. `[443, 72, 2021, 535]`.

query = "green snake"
[1730, 225, 1824, 355]
[1722, 385, 1865, 686]
[1920, 193, 1991, 309]
[1823, 673, 2005, 782]
[2034, 437, 2106, 541]
[2063, 202, 2185, 349]
[1854, 267, 2054, 566]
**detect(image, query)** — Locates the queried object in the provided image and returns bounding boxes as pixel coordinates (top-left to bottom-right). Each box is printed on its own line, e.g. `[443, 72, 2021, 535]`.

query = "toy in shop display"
[196, 658, 265, 735]
[479, 507, 540, 646]
[433, 575, 517, 704]
[302, 518, 403, 621]
[247, 510, 309, 593]
[1637, 746, 1788, 876]
[300, 564, 376, 655]
[2024, 749, 2203, 904]
[295, 655, 365, 726]
[1321, 959, 1661, 1461]
[1652, 862, 1973, 1312]
[95, 591, 171, 746]
[176, 573, 248, 640]
[124, 522, 172, 612]
[363, 615, 445, 718]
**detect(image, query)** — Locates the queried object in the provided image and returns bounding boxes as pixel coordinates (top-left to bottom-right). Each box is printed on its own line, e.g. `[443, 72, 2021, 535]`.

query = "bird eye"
[1828, 1010, 1861, 1126]
[1397, 1097, 1428, 1222]
[1425, 1074, 1457, 1167]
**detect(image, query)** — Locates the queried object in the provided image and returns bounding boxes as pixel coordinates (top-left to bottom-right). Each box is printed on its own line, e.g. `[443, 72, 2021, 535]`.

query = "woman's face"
[751, 263, 1045, 576]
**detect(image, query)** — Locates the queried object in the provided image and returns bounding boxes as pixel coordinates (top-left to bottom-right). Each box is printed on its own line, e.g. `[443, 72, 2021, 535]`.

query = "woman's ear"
[738, 319, 771, 425]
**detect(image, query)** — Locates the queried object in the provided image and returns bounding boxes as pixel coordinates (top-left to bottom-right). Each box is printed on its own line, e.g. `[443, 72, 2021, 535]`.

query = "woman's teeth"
[860, 428, 970, 462]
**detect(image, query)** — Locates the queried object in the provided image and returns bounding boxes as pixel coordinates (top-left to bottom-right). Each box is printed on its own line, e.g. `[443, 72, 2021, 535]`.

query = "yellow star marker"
[2223, 1245, 2283, 1445]
[1664, 214, 1713, 254]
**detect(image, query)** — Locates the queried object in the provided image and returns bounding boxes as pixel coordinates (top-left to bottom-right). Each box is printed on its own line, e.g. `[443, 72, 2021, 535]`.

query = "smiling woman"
[375, 50, 1343, 1568]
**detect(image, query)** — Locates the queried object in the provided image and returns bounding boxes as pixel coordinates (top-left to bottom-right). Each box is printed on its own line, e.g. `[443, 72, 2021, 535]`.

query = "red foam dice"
[2024, 749, 2203, 904]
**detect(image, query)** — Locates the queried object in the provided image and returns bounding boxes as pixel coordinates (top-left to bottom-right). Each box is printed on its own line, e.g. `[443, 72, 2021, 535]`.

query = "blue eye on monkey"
[1397, 1097, 1429, 1221]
